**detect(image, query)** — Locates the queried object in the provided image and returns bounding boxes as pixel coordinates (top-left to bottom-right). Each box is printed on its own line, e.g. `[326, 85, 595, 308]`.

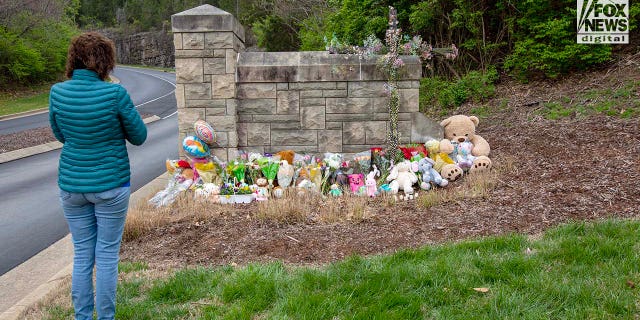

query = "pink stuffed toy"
[365, 165, 380, 197]
[348, 173, 364, 193]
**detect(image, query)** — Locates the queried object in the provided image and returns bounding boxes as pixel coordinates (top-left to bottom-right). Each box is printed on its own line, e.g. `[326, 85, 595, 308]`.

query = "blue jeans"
[60, 186, 130, 320]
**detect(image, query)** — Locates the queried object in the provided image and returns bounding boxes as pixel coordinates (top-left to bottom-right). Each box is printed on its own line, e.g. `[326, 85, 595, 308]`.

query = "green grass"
[0, 91, 49, 116]
[538, 80, 640, 119]
[38, 219, 640, 319]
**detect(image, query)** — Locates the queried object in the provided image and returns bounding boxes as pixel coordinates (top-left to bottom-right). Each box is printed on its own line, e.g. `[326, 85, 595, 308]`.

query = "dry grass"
[255, 189, 373, 223]
[124, 191, 240, 241]
[416, 161, 506, 208]
[20, 276, 72, 319]
[126, 163, 510, 241]
[125, 187, 380, 241]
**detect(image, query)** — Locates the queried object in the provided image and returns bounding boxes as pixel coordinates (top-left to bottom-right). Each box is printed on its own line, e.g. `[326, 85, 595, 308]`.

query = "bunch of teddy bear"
[378, 114, 492, 200]
[149, 114, 492, 206]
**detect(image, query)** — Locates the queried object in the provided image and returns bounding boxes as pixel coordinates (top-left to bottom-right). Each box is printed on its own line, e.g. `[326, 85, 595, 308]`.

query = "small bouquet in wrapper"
[231, 161, 247, 184]
[193, 161, 220, 185]
[353, 151, 371, 174]
[399, 143, 428, 160]
[261, 158, 279, 187]
[371, 147, 391, 183]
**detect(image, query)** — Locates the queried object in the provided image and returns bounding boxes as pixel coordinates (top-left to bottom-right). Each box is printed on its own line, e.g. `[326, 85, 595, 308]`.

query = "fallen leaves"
[473, 287, 490, 293]
[626, 280, 635, 289]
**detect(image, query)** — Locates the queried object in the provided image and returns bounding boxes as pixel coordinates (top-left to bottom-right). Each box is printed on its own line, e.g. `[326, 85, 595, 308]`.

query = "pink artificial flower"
[392, 58, 404, 68]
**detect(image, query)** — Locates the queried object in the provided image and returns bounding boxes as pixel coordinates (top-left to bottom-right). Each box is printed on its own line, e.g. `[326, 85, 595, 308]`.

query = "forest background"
[1, 0, 638, 110]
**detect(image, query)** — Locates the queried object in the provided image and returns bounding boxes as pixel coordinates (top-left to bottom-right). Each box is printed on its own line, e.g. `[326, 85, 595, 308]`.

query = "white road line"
[117, 66, 176, 88]
[135, 91, 176, 108]
[116, 66, 177, 110]
[162, 111, 178, 119]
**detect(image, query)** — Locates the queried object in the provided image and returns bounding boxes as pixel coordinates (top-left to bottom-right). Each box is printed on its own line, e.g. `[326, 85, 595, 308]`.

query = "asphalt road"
[0, 66, 179, 275]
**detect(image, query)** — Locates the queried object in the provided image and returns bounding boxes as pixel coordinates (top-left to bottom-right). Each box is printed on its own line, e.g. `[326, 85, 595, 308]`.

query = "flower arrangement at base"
[219, 182, 254, 204]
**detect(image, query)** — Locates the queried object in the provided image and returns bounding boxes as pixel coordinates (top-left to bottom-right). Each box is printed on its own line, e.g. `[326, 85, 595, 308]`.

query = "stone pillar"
[171, 4, 245, 161]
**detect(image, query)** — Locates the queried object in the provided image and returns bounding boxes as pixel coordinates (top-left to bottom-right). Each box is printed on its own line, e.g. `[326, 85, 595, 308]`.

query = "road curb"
[0, 115, 161, 164]
[0, 108, 49, 122]
[0, 173, 169, 320]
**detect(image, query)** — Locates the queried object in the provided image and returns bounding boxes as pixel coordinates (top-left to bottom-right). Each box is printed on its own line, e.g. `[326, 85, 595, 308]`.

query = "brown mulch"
[121, 59, 640, 269]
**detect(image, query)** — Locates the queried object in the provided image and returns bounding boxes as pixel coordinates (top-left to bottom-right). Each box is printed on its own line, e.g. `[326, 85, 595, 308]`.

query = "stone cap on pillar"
[237, 51, 421, 83]
[172, 4, 245, 42]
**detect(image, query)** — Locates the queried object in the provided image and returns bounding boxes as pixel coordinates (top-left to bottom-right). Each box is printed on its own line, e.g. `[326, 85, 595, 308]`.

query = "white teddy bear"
[386, 160, 418, 198]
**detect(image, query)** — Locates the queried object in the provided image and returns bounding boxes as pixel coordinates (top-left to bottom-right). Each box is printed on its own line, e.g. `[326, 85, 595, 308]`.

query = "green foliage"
[0, 28, 45, 84]
[0, 2, 79, 86]
[323, 0, 389, 46]
[77, 0, 240, 31]
[504, 0, 611, 79]
[409, 0, 513, 72]
[299, 14, 329, 51]
[253, 15, 300, 51]
[631, 2, 640, 31]
[321, 1, 620, 79]
[420, 67, 498, 113]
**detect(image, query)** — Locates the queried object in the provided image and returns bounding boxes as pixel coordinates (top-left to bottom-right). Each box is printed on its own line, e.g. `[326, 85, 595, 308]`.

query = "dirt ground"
[120, 57, 640, 269]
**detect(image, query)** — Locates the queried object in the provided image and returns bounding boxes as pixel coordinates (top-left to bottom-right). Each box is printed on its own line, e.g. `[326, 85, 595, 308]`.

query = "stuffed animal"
[348, 173, 364, 193]
[424, 139, 455, 173]
[329, 184, 342, 197]
[365, 165, 380, 197]
[255, 177, 269, 201]
[455, 141, 475, 171]
[276, 150, 295, 166]
[272, 186, 284, 198]
[277, 160, 294, 188]
[438, 115, 492, 180]
[386, 160, 418, 196]
[417, 157, 448, 190]
[296, 167, 310, 187]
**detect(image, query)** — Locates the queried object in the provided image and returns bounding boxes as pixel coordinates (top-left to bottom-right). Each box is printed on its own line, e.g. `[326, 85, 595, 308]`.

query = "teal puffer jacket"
[49, 69, 147, 193]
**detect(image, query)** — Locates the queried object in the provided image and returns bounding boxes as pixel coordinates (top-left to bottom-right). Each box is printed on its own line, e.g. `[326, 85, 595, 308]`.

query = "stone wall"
[101, 29, 175, 67]
[172, 5, 440, 161]
[235, 52, 421, 154]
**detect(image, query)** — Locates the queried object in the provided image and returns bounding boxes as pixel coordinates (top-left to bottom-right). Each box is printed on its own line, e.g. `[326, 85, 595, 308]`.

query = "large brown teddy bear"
[439, 115, 492, 180]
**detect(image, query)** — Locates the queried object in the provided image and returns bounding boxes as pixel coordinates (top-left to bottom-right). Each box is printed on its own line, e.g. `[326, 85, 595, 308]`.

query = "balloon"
[182, 135, 210, 158]
[193, 120, 216, 145]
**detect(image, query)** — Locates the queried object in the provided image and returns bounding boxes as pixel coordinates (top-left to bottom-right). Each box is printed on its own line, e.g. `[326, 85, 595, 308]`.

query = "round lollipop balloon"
[193, 120, 216, 145]
[182, 135, 210, 158]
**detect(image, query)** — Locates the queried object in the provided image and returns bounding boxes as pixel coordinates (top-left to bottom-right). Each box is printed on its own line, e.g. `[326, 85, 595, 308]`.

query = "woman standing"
[49, 32, 147, 320]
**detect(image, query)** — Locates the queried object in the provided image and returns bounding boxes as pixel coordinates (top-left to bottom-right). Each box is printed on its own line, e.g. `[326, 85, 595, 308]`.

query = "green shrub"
[0, 8, 78, 87]
[503, 0, 611, 80]
[253, 15, 301, 51]
[420, 67, 498, 113]
[0, 28, 46, 84]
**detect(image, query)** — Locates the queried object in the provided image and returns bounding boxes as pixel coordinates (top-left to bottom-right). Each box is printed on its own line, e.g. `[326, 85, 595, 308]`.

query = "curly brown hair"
[65, 32, 116, 81]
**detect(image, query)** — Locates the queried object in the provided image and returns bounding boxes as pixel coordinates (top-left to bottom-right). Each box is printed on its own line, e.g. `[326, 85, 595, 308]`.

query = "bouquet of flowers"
[353, 151, 371, 174]
[230, 161, 246, 184]
[371, 147, 391, 183]
[260, 158, 279, 187]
